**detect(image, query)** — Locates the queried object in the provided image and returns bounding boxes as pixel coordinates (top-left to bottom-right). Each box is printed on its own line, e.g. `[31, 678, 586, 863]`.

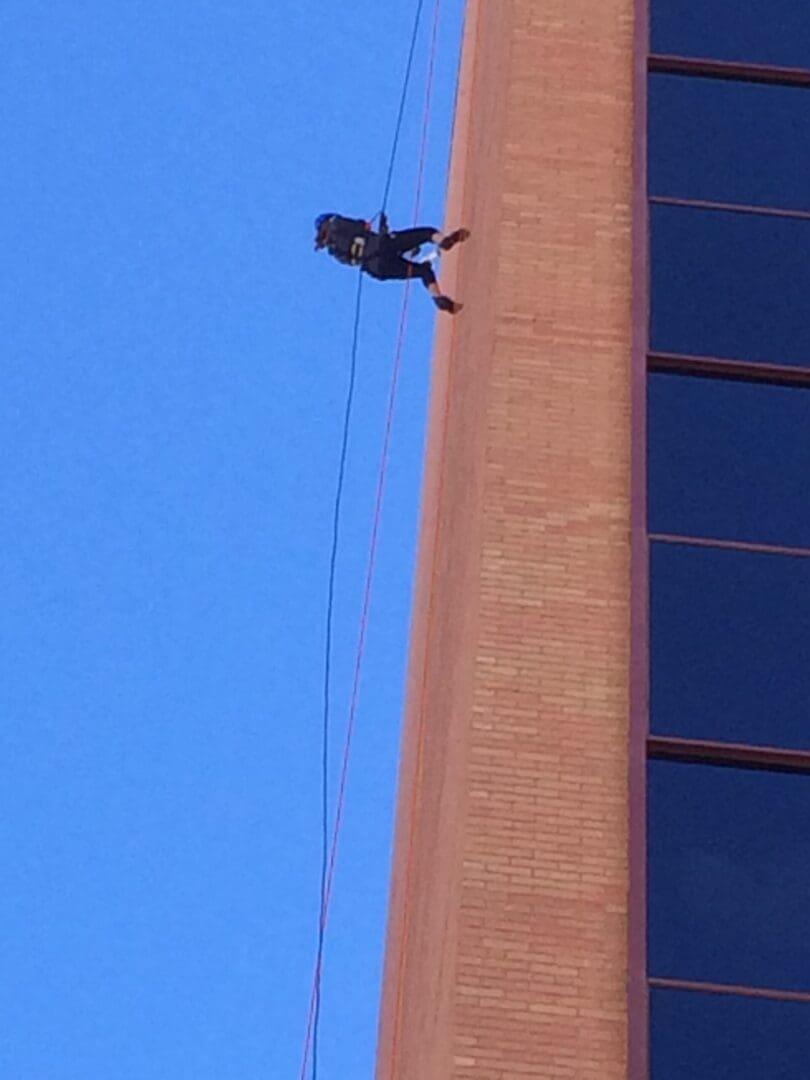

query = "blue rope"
[380, 0, 427, 214]
[311, 270, 364, 1080]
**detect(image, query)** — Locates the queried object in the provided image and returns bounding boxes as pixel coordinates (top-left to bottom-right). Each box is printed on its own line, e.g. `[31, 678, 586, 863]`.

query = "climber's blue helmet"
[314, 213, 335, 249]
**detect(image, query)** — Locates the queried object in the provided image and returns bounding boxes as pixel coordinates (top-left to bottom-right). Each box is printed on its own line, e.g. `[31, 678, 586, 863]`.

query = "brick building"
[376, 1, 810, 1078]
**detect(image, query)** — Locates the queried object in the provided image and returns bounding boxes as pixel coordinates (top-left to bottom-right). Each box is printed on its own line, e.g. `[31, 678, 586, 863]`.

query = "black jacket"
[325, 215, 382, 266]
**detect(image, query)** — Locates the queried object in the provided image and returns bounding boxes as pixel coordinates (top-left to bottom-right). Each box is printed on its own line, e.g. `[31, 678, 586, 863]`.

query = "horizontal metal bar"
[650, 194, 810, 224]
[649, 532, 810, 561]
[649, 53, 810, 89]
[650, 976, 810, 1005]
[648, 735, 810, 774]
[649, 351, 810, 389]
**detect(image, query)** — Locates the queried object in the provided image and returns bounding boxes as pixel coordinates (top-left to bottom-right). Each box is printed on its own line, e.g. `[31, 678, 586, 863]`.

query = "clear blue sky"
[1, 3, 465, 1077]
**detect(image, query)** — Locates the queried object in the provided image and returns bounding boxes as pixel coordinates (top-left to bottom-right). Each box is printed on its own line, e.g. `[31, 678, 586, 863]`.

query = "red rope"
[387, 0, 471, 1071]
[298, 2, 442, 1077]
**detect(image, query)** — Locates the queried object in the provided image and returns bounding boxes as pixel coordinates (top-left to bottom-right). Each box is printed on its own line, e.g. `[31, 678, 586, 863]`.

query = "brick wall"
[376, 1, 635, 1077]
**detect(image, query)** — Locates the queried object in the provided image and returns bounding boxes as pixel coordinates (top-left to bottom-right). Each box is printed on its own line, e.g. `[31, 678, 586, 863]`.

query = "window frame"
[648, 754, 810, 992]
[650, 981, 810, 1080]
[650, 53, 810, 90]
[649, 201, 810, 370]
[636, 16, 810, 1080]
[650, 976, 810, 1005]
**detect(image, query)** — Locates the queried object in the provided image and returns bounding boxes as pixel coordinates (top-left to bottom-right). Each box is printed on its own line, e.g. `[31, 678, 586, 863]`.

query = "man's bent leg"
[365, 255, 462, 314]
[368, 254, 435, 285]
[386, 227, 439, 256]
[405, 261, 463, 315]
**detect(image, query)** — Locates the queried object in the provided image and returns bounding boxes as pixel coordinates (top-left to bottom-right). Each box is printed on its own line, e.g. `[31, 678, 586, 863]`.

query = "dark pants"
[362, 227, 438, 288]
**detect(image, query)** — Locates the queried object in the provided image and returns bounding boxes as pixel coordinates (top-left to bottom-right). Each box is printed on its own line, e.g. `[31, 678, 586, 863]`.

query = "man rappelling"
[314, 212, 469, 314]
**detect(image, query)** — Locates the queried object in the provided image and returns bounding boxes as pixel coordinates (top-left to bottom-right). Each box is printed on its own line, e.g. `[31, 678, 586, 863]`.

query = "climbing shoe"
[434, 295, 463, 315]
[439, 228, 470, 252]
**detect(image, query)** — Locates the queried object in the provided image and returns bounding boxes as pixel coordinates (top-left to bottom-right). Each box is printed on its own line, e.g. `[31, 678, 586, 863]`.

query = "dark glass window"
[651, 0, 810, 70]
[649, 74, 810, 211]
[648, 373, 810, 548]
[651, 203, 810, 367]
[651, 542, 810, 751]
[651, 988, 810, 1079]
[649, 760, 810, 990]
